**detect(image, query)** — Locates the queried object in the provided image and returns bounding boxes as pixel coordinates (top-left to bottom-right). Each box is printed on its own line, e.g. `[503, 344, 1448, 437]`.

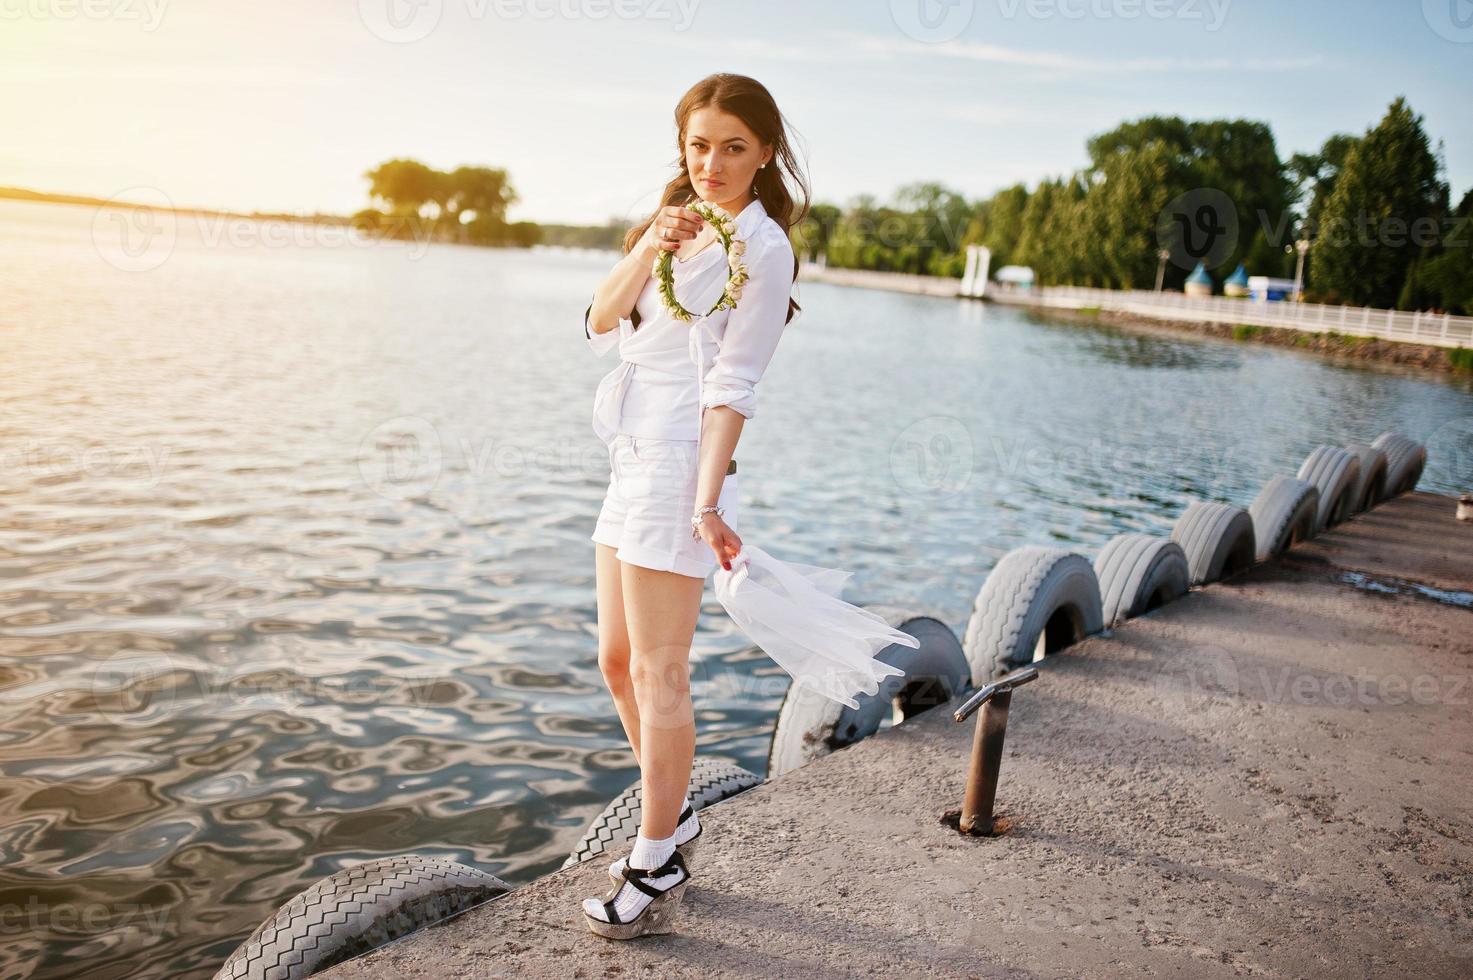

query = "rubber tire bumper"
[214, 856, 508, 980]
[1248, 475, 1320, 562]
[1296, 445, 1361, 531]
[1093, 533, 1190, 627]
[1371, 431, 1425, 497]
[1169, 501, 1256, 586]
[767, 607, 967, 779]
[1342, 442, 1388, 513]
[962, 546, 1103, 684]
[562, 756, 761, 869]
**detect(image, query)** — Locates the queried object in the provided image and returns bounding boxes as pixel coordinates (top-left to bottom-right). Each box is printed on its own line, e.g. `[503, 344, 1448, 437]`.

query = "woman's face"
[683, 105, 772, 214]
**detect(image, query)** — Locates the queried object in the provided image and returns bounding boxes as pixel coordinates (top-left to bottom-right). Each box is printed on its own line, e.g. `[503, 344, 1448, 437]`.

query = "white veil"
[713, 543, 913, 709]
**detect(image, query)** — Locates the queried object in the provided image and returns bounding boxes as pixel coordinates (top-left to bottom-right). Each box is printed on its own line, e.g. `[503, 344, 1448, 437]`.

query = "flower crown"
[652, 199, 750, 323]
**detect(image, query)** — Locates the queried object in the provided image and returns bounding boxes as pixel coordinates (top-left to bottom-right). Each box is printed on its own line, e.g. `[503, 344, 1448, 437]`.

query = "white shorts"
[591, 434, 740, 580]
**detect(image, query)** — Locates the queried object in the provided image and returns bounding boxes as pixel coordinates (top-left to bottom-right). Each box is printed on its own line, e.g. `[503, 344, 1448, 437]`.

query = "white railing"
[800, 260, 1473, 350]
[1007, 285, 1473, 350]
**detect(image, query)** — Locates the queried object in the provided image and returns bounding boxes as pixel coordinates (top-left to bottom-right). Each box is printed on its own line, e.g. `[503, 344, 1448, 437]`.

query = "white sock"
[628, 828, 677, 872]
[609, 796, 700, 873]
[584, 829, 684, 923]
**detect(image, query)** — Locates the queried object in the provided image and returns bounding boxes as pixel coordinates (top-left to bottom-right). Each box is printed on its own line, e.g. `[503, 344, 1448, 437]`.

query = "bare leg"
[621, 560, 704, 839]
[594, 542, 642, 764]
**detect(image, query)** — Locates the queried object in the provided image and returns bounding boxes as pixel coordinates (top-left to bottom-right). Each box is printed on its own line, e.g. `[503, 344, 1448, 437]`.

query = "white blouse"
[584, 196, 796, 446]
[584, 197, 919, 709]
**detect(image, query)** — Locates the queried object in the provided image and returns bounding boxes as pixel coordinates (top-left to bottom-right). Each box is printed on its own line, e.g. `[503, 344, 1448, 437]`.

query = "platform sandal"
[607, 803, 702, 883]
[583, 849, 691, 940]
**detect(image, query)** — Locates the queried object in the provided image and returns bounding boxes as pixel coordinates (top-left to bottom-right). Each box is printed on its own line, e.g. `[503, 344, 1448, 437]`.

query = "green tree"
[794, 202, 841, 262]
[1399, 187, 1472, 314]
[364, 159, 442, 216]
[891, 181, 972, 276]
[1310, 97, 1448, 308]
[1089, 141, 1197, 289]
[1289, 133, 1358, 240]
[1088, 116, 1291, 278]
[447, 166, 515, 224]
[964, 183, 1028, 269]
[1014, 178, 1085, 285]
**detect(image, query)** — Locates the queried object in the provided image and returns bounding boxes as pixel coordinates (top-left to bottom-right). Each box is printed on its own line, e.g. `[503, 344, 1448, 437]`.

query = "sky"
[2, 0, 1470, 225]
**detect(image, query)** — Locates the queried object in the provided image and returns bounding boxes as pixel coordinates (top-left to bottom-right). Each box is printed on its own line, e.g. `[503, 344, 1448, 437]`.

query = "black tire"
[214, 856, 508, 980]
[1248, 475, 1320, 562]
[1093, 534, 1190, 627]
[1343, 442, 1388, 513]
[1371, 431, 1426, 497]
[1296, 445, 1361, 531]
[962, 546, 1103, 684]
[1168, 501, 1256, 586]
[766, 607, 967, 778]
[562, 756, 761, 869]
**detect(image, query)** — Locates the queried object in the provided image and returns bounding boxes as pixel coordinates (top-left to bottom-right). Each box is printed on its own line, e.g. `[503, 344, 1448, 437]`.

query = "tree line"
[350, 96, 1468, 315]
[354, 159, 538, 247]
[794, 97, 1469, 315]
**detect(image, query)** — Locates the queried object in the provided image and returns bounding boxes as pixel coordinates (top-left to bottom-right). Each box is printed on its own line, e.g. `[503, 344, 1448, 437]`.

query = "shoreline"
[796, 263, 1473, 377]
[1022, 302, 1473, 376]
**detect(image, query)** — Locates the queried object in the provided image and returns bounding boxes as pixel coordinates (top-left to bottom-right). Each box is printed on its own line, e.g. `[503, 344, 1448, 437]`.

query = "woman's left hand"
[697, 513, 742, 571]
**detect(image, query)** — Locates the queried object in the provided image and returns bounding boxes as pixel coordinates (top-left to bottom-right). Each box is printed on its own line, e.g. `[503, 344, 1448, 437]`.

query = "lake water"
[1, 198, 1470, 979]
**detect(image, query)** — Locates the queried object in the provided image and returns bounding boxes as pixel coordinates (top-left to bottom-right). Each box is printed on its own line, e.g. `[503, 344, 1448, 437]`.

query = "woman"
[579, 73, 807, 939]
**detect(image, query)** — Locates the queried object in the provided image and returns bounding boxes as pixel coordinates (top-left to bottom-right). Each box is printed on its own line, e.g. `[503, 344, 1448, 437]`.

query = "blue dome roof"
[1186, 262, 1213, 285]
[1225, 263, 1249, 286]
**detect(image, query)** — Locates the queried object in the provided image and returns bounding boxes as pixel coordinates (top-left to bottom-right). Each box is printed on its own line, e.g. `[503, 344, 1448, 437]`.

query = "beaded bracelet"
[690, 504, 725, 539]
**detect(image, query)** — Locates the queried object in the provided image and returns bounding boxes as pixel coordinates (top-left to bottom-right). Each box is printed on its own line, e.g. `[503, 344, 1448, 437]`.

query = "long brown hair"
[624, 73, 809, 325]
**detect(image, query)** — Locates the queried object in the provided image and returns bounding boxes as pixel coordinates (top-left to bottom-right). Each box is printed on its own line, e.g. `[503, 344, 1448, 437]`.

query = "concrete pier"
[324, 491, 1472, 979]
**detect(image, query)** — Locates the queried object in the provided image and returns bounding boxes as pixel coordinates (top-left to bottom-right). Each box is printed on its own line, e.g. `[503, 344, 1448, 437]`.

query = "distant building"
[993, 265, 1035, 292]
[1223, 263, 1250, 298]
[1247, 276, 1299, 302]
[1185, 262, 1213, 298]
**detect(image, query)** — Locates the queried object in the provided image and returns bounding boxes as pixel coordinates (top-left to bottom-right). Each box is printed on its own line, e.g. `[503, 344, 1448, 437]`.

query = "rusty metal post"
[959, 689, 1012, 834]
[946, 666, 1038, 837]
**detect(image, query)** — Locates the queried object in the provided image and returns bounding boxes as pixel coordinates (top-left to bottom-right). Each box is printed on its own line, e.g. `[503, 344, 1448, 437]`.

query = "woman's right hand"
[640, 204, 705, 257]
